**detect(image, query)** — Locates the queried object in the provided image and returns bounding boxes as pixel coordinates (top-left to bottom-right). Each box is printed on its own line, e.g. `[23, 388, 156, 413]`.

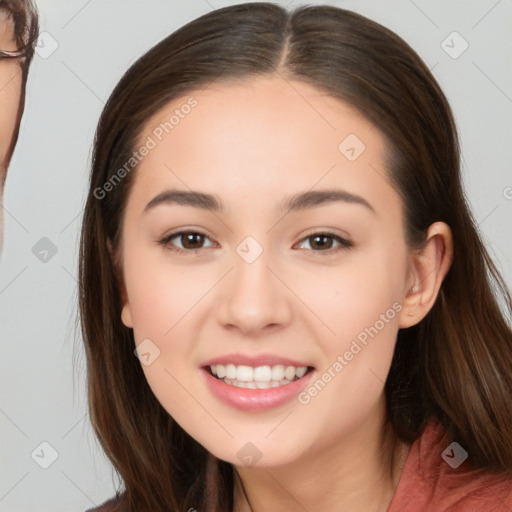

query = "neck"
[232, 397, 410, 512]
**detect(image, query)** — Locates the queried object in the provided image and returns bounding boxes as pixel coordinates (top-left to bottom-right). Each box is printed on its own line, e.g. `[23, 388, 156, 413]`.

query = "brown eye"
[297, 232, 353, 253]
[309, 234, 335, 250]
[179, 232, 206, 249]
[159, 230, 215, 253]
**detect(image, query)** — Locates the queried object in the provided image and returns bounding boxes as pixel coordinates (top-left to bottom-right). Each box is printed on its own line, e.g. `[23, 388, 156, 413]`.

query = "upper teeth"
[211, 364, 308, 382]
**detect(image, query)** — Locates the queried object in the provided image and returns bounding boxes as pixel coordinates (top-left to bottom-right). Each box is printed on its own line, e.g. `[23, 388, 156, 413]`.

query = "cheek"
[289, 277, 403, 451]
[0, 64, 22, 161]
[123, 255, 211, 424]
[123, 245, 208, 337]
[122, 247, 218, 401]
[291, 245, 405, 414]
[294, 246, 405, 347]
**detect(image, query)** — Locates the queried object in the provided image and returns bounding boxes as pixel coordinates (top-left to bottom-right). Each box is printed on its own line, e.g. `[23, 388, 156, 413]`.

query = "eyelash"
[157, 230, 353, 256]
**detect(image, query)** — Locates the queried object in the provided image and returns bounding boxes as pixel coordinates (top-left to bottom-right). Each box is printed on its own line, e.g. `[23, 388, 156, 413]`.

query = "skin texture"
[0, 10, 23, 249]
[118, 75, 453, 511]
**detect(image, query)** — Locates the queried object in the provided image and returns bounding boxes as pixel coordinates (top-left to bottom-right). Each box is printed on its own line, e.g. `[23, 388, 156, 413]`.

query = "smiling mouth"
[206, 364, 314, 389]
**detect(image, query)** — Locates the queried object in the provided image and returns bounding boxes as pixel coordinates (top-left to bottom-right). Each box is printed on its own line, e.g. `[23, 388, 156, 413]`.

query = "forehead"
[123, 75, 401, 222]
[138, 77, 384, 175]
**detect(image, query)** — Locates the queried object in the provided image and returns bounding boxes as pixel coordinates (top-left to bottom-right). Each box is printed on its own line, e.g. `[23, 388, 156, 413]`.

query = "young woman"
[79, 3, 512, 511]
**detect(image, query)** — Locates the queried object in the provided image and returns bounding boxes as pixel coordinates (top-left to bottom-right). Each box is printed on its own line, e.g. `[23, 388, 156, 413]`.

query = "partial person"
[0, 0, 38, 250]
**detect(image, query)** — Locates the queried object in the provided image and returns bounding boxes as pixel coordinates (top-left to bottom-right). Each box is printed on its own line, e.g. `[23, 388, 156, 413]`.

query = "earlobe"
[121, 303, 133, 328]
[107, 238, 132, 328]
[398, 222, 453, 328]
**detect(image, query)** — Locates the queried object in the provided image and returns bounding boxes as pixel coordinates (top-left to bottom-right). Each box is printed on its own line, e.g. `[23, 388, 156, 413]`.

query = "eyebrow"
[143, 188, 376, 215]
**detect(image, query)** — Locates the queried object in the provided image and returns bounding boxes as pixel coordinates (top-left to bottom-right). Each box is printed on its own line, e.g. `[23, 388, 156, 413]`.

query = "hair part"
[78, 3, 512, 510]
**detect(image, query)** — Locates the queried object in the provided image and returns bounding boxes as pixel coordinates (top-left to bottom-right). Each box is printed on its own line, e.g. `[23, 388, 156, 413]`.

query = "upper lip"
[201, 353, 313, 368]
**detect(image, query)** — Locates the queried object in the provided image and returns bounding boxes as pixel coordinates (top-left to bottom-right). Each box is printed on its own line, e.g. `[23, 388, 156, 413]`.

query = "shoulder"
[85, 494, 123, 512]
[389, 420, 512, 511]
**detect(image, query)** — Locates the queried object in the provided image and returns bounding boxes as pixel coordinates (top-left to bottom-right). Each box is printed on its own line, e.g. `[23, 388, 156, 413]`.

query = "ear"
[107, 238, 133, 328]
[121, 302, 134, 329]
[398, 222, 453, 328]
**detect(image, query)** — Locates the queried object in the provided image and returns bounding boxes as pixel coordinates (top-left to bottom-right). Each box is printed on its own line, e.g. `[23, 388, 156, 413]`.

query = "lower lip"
[202, 368, 315, 412]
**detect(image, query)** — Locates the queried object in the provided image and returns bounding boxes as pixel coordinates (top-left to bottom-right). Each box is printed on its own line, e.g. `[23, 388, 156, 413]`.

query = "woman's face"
[119, 75, 414, 467]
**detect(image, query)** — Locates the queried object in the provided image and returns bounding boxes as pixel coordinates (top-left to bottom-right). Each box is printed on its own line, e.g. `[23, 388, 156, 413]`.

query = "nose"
[216, 247, 293, 336]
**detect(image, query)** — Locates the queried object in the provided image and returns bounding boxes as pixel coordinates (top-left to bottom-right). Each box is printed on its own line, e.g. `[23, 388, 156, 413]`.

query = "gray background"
[0, 0, 511, 510]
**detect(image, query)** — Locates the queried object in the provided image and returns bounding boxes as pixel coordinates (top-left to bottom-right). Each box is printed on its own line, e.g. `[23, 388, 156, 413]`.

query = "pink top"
[388, 421, 512, 511]
[88, 421, 512, 511]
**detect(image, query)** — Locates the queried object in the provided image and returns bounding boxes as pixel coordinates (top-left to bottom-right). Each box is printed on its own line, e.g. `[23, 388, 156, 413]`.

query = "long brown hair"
[78, 3, 512, 510]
